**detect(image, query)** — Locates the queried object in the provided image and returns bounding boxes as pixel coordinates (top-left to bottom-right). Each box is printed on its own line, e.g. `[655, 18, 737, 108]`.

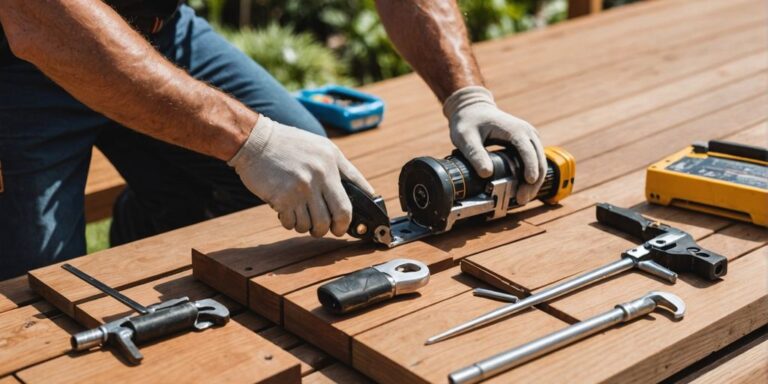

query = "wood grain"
[497, 246, 767, 383]
[352, 289, 568, 384]
[0, 376, 19, 384]
[689, 338, 768, 384]
[29, 204, 278, 317]
[289, 344, 332, 376]
[0, 302, 81, 377]
[249, 240, 454, 324]
[283, 267, 480, 363]
[192, 228, 354, 305]
[75, 270, 238, 328]
[16, 319, 302, 384]
[0, 277, 38, 314]
[301, 363, 373, 384]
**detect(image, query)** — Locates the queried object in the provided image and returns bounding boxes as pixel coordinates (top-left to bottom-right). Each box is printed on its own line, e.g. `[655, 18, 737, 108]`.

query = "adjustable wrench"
[426, 203, 725, 345]
[63, 264, 230, 364]
[449, 291, 686, 384]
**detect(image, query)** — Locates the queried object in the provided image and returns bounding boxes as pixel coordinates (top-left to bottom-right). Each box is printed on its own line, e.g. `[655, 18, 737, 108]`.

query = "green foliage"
[86, 218, 111, 254]
[219, 24, 350, 91]
[190, 0, 567, 85]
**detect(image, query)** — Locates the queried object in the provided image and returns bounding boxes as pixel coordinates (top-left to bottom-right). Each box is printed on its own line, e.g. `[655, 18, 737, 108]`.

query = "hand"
[443, 86, 547, 204]
[229, 115, 374, 237]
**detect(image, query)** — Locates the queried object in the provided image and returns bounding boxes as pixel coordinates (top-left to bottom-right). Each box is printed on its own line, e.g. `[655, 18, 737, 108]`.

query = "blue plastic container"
[296, 85, 385, 133]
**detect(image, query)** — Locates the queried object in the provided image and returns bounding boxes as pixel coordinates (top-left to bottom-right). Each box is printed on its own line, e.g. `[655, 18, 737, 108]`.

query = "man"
[0, 1, 546, 280]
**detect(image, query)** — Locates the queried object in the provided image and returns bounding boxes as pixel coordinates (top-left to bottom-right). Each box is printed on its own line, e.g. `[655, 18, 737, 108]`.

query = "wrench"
[449, 291, 685, 384]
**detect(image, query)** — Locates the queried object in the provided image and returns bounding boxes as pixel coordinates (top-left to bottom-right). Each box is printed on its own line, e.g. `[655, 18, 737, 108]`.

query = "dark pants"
[0, 5, 324, 280]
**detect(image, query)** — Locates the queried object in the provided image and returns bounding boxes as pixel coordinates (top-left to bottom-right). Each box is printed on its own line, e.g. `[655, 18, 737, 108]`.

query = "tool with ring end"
[63, 264, 230, 365]
[344, 145, 575, 248]
[317, 259, 430, 314]
[449, 291, 686, 384]
[425, 203, 726, 345]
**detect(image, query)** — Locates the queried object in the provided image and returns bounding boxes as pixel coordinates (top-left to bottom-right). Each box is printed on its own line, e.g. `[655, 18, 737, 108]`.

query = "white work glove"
[444, 86, 547, 205]
[229, 115, 374, 237]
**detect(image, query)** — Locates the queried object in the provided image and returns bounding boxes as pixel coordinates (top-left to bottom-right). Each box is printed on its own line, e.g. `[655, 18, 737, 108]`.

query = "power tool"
[62, 264, 230, 365]
[646, 140, 767, 226]
[344, 145, 575, 247]
[296, 85, 385, 133]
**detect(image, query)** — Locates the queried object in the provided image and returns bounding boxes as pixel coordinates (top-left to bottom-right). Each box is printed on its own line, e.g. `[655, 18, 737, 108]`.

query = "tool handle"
[342, 180, 390, 242]
[130, 302, 199, 343]
[317, 267, 395, 314]
[596, 203, 666, 240]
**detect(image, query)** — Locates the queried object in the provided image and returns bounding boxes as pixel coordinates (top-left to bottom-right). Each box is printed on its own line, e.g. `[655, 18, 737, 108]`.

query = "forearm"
[0, 0, 256, 160]
[375, 0, 483, 102]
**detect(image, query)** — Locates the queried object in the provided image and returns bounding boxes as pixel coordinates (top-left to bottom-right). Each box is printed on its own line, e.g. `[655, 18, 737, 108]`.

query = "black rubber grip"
[596, 203, 666, 241]
[317, 268, 394, 314]
[709, 140, 768, 162]
[129, 302, 198, 343]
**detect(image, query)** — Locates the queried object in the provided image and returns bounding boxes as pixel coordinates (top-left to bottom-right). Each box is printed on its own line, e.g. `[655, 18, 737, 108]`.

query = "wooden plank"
[84, 148, 125, 222]
[283, 267, 479, 363]
[688, 335, 768, 384]
[462, 199, 732, 298]
[574, 94, 767, 192]
[192, 228, 354, 306]
[302, 363, 372, 384]
[542, 55, 768, 151]
[0, 376, 20, 384]
[503, 246, 767, 383]
[337, 0, 757, 159]
[233, 313, 332, 376]
[0, 302, 81, 377]
[0, 276, 38, 314]
[568, 0, 603, 18]
[352, 288, 569, 384]
[28, 203, 278, 317]
[16, 319, 302, 384]
[249, 240, 455, 323]
[290, 344, 332, 376]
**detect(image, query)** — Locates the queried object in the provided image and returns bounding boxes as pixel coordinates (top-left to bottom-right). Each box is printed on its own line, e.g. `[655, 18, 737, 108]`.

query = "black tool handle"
[708, 140, 768, 162]
[342, 180, 389, 241]
[317, 267, 394, 314]
[129, 302, 199, 343]
[596, 203, 667, 241]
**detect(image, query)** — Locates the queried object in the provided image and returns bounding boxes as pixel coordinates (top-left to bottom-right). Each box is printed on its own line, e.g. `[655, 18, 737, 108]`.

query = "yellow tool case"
[646, 140, 768, 227]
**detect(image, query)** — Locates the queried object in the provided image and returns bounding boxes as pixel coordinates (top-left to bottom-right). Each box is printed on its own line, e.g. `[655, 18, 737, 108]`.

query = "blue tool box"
[296, 85, 385, 133]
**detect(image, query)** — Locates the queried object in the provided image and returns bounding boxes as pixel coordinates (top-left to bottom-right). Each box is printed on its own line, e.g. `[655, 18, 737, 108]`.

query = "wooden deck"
[2, 0, 767, 382]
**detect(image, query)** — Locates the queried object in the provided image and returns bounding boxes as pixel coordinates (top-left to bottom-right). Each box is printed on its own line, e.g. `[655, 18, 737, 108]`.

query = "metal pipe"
[425, 258, 635, 345]
[448, 291, 685, 384]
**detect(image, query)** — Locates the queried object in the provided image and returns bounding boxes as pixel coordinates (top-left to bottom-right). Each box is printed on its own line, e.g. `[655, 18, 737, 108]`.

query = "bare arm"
[375, 0, 483, 102]
[0, 0, 256, 160]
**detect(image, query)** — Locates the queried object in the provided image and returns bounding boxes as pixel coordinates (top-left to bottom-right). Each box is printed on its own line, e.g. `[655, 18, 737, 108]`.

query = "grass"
[85, 218, 111, 254]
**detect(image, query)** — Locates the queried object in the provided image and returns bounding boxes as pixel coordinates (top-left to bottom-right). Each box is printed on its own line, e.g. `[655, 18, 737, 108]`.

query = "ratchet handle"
[318, 267, 395, 314]
[596, 203, 667, 240]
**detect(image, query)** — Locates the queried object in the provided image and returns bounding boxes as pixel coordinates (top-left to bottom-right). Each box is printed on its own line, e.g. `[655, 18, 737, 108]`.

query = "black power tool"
[344, 145, 576, 247]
